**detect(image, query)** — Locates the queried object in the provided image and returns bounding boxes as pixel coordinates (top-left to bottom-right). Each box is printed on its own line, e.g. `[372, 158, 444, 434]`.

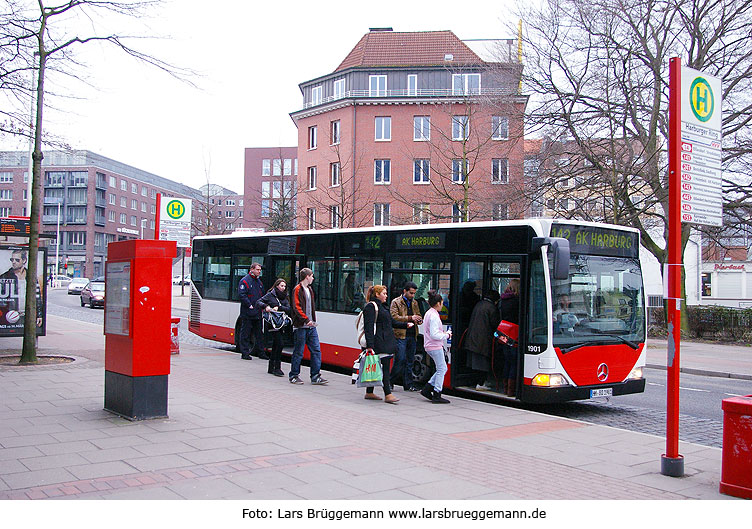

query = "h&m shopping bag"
[356, 352, 383, 388]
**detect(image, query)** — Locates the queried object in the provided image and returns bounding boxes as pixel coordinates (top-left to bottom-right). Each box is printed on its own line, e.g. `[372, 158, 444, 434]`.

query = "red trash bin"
[170, 317, 180, 355]
[720, 395, 752, 499]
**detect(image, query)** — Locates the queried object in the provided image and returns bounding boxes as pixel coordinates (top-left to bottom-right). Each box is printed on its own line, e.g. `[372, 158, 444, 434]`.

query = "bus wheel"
[411, 352, 434, 385]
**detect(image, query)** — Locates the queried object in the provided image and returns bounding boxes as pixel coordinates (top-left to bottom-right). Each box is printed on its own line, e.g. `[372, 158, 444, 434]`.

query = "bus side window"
[528, 257, 547, 349]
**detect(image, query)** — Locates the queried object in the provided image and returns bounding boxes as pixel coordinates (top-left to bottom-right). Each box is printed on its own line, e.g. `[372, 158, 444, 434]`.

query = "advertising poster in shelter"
[0, 245, 47, 337]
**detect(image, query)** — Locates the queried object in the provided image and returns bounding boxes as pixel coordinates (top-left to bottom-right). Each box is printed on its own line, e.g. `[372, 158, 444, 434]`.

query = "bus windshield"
[550, 254, 645, 352]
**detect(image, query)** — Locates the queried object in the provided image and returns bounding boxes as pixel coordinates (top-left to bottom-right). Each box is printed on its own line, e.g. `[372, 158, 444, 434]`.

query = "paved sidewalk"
[646, 338, 752, 380]
[0, 315, 734, 500]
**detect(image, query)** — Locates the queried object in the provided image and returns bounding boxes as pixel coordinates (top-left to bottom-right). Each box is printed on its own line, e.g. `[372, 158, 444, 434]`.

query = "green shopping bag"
[356, 352, 383, 388]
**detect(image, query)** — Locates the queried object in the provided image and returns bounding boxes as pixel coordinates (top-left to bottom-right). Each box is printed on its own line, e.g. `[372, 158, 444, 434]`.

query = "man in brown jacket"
[390, 281, 423, 391]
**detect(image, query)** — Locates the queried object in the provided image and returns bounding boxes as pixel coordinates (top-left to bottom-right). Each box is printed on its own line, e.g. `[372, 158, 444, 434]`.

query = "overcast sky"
[2, 0, 518, 193]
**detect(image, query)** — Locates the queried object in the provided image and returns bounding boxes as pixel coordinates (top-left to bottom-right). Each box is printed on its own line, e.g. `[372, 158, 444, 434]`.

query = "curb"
[646, 363, 752, 381]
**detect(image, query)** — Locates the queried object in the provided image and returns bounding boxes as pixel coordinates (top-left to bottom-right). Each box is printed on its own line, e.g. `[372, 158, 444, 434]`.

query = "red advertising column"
[104, 239, 177, 420]
[662, 57, 684, 477]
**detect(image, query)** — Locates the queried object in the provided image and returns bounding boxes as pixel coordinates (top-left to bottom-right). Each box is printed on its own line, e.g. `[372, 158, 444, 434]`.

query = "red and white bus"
[188, 219, 646, 403]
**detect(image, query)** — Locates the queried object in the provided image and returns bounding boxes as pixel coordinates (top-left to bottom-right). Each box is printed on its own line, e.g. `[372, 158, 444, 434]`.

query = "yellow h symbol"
[166, 200, 185, 219]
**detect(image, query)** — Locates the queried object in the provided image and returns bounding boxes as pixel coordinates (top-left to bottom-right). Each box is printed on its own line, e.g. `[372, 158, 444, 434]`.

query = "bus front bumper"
[521, 378, 646, 404]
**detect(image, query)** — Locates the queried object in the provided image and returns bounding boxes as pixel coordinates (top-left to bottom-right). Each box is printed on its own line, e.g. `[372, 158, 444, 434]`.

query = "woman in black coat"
[499, 279, 520, 397]
[256, 278, 291, 377]
[362, 285, 412, 404]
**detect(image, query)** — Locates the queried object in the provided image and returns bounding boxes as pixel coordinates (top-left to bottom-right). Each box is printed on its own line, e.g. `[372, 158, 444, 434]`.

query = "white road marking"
[725, 393, 744, 397]
[679, 386, 710, 393]
[648, 382, 664, 387]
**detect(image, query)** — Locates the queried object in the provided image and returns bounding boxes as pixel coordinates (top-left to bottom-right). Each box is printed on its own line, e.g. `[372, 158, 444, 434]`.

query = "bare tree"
[243, 148, 297, 232]
[517, 0, 752, 323]
[1, 0, 190, 363]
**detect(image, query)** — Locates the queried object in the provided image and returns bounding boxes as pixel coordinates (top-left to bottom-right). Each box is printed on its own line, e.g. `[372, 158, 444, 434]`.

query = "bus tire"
[411, 352, 434, 385]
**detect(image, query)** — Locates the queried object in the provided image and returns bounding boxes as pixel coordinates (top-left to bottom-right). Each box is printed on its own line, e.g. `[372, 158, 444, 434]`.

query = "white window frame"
[70, 232, 85, 246]
[0, 189, 12, 200]
[452, 115, 469, 141]
[330, 120, 340, 145]
[330, 205, 340, 229]
[374, 203, 390, 226]
[374, 159, 391, 185]
[452, 73, 481, 95]
[452, 159, 467, 184]
[413, 116, 430, 141]
[0, 207, 10, 216]
[492, 158, 509, 184]
[283, 159, 292, 176]
[452, 203, 467, 223]
[109, 176, 116, 187]
[333, 78, 345, 99]
[375, 117, 391, 141]
[307, 166, 317, 190]
[109, 194, 115, 205]
[413, 203, 430, 224]
[131, 183, 138, 194]
[369, 75, 387, 96]
[120, 180, 127, 191]
[308, 126, 317, 150]
[407, 74, 417, 96]
[130, 215, 137, 226]
[307, 208, 316, 230]
[311, 85, 322, 106]
[119, 213, 127, 224]
[492, 116, 509, 140]
[272, 159, 282, 176]
[141, 186, 147, 197]
[131, 199, 138, 210]
[108, 210, 115, 222]
[0, 172, 13, 183]
[413, 159, 430, 184]
[262, 159, 271, 176]
[493, 203, 509, 221]
[330, 162, 341, 187]
[120, 197, 127, 207]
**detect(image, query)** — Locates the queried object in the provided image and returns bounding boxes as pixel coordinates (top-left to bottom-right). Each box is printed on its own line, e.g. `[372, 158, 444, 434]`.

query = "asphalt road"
[46, 287, 745, 448]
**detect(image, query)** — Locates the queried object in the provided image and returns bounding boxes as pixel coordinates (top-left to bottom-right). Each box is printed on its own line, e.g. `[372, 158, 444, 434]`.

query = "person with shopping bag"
[256, 278, 292, 377]
[362, 285, 413, 404]
[420, 290, 452, 403]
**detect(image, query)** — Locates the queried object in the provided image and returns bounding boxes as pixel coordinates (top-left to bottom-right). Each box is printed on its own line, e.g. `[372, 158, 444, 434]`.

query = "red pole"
[662, 57, 684, 477]
[154, 193, 161, 241]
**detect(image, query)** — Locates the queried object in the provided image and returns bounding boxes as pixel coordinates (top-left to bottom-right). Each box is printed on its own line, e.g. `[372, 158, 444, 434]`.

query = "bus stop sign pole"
[662, 57, 684, 477]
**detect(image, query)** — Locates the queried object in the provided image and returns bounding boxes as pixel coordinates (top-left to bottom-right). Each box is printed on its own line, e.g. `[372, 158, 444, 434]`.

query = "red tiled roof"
[335, 30, 484, 71]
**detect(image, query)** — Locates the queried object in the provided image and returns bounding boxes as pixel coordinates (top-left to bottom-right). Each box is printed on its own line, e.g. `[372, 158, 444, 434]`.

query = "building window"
[330, 205, 341, 228]
[452, 159, 467, 183]
[109, 176, 116, 187]
[369, 75, 387, 96]
[141, 202, 147, 213]
[307, 166, 317, 190]
[413, 159, 430, 184]
[262, 159, 271, 176]
[452, 203, 467, 223]
[701, 273, 712, 297]
[131, 199, 137, 210]
[413, 203, 430, 224]
[226, 199, 235, 206]
[413, 116, 430, 141]
[131, 183, 137, 194]
[108, 211, 115, 222]
[120, 213, 127, 224]
[375, 117, 391, 141]
[452, 73, 481, 95]
[23, 189, 28, 200]
[151, 204, 156, 214]
[69, 232, 85, 246]
[374, 159, 391, 184]
[0, 207, 10, 216]
[407, 74, 417, 96]
[130, 215, 137, 226]
[330, 162, 341, 187]
[141, 186, 147, 197]
[311, 85, 322, 106]
[308, 126, 317, 149]
[120, 180, 127, 191]
[239, 199, 244, 207]
[108, 194, 115, 205]
[261, 200, 270, 217]
[0, 172, 13, 183]
[452, 115, 469, 140]
[307, 208, 316, 229]
[333, 78, 345, 99]
[492, 158, 509, 184]
[283, 159, 292, 176]
[271, 159, 281, 176]
[374, 203, 390, 226]
[151, 189, 156, 199]
[493, 203, 508, 220]
[120, 197, 126, 207]
[330, 120, 340, 145]
[0, 189, 12, 200]
[226, 211, 234, 218]
[492, 116, 509, 140]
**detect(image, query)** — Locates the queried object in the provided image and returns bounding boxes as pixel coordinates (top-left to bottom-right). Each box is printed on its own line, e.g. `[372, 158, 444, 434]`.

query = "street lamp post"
[55, 202, 60, 287]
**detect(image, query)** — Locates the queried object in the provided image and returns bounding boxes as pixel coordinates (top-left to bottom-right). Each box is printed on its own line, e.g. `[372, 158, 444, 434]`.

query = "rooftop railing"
[302, 87, 514, 109]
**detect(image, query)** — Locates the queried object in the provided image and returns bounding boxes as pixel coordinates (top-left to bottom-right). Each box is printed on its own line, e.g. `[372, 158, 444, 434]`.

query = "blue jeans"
[426, 348, 447, 392]
[289, 327, 322, 380]
[392, 336, 416, 389]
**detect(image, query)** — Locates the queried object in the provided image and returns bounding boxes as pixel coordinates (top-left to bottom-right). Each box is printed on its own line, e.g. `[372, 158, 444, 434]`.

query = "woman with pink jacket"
[420, 290, 452, 404]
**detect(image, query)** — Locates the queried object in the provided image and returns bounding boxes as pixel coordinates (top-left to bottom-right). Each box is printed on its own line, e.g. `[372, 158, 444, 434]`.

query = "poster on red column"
[0, 245, 47, 337]
[680, 66, 723, 227]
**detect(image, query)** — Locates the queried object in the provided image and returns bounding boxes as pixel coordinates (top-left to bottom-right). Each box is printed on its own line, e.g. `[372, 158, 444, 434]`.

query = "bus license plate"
[590, 388, 613, 399]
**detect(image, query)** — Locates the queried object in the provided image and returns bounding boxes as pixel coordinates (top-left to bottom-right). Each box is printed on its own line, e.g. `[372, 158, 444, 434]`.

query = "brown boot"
[384, 394, 399, 404]
[507, 379, 516, 397]
[364, 393, 382, 400]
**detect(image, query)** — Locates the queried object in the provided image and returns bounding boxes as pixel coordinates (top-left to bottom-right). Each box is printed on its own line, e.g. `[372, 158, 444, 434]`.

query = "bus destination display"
[395, 232, 446, 250]
[552, 224, 638, 258]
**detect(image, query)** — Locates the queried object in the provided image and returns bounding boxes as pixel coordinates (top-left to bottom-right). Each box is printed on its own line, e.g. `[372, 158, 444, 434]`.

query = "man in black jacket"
[238, 263, 266, 360]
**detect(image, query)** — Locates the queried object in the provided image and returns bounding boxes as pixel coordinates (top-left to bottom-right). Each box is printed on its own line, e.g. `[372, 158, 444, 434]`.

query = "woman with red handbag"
[500, 279, 520, 396]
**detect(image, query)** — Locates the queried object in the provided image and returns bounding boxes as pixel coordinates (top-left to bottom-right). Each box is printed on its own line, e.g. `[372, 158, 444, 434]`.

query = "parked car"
[50, 275, 72, 287]
[172, 274, 183, 285]
[80, 282, 105, 308]
[92, 276, 105, 282]
[67, 277, 90, 295]
[182, 274, 191, 285]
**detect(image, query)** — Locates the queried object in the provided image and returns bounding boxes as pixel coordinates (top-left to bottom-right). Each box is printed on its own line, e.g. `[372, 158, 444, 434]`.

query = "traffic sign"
[679, 66, 722, 226]
[158, 196, 192, 247]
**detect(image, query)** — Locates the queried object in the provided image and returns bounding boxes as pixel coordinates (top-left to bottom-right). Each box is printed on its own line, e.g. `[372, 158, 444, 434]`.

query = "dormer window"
[311, 85, 322, 106]
[369, 75, 387, 96]
[452, 73, 481, 95]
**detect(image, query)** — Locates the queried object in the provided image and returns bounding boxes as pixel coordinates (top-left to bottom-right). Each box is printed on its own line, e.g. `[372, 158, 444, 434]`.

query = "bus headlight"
[627, 367, 643, 380]
[531, 373, 569, 387]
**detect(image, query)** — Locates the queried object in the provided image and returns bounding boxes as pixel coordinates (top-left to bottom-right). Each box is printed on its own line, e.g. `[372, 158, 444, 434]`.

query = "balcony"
[66, 216, 87, 225]
[42, 215, 62, 224]
[44, 180, 64, 188]
[95, 215, 106, 226]
[301, 87, 512, 110]
[95, 197, 106, 207]
[43, 196, 63, 205]
[95, 178, 107, 190]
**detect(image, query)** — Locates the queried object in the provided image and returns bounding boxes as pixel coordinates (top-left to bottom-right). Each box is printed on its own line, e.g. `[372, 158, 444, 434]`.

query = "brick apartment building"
[193, 184, 245, 236]
[290, 28, 528, 229]
[0, 150, 201, 279]
[243, 147, 298, 230]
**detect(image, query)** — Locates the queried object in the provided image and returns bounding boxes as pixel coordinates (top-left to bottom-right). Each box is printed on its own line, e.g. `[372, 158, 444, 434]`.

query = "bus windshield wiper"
[561, 335, 639, 354]
[603, 333, 639, 350]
